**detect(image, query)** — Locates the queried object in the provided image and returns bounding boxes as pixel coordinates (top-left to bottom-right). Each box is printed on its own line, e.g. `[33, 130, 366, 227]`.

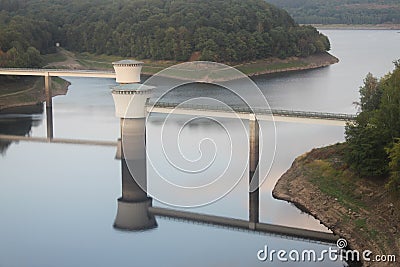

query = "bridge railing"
[147, 101, 357, 121]
[0, 67, 115, 73]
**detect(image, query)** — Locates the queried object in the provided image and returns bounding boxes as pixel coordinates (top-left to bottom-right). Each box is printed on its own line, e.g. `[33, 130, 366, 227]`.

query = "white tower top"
[112, 59, 144, 84]
[112, 84, 154, 118]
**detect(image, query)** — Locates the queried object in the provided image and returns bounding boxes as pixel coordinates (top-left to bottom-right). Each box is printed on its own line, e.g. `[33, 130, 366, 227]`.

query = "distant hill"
[0, 0, 330, 67]
[266, 0, 400, 24]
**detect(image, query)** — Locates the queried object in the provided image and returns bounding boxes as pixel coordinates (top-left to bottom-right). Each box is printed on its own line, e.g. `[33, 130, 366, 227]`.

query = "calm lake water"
[0, 30, 399, 267]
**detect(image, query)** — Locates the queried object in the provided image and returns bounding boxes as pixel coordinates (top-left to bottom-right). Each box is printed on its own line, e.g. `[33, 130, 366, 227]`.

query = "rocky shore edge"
[245, 52, 339, 77]
[272, 144, 399, 266]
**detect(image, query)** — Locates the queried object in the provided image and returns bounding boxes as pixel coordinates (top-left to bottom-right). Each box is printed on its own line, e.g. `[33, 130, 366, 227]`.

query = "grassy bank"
[235, 52, 338, 76]
[273, 143, 399, 266]
[0, 49, 338, 109]
[0, 77, 70, 111]
[43, 48, 338, 76]
[74, 52, 177, 75]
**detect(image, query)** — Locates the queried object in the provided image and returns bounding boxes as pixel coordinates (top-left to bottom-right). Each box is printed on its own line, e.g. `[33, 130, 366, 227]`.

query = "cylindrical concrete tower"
[111, 84, 153, 118]
[112, 59, 143, 84]
[111, 60, 153, 119]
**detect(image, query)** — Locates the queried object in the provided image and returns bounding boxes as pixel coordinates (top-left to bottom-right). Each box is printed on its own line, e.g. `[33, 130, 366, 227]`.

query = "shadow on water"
[0, 104, 43, 155]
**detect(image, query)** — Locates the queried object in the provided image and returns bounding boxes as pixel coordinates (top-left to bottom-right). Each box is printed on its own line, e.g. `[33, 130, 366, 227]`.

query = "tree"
[0, 0, 331, 63]
[386, 139, 400, 192]
[345, 61, 400, 180]
[345, 122, 389, 177]
[25, 46, 42, 67]
[376, 61, 400, 140]
[357, 73, 381, 112]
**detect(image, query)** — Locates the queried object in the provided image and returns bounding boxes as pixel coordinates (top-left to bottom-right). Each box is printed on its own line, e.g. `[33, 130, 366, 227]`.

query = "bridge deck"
[0, 68, 356, 123]
[0, 68, 115, 78]
[147, 102, 356, 125]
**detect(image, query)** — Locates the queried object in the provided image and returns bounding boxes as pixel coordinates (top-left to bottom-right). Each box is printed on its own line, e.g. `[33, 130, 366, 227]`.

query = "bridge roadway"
[148, 102, 356, 126]
[0, 68, 356, 125]
[0, 68, 116, 78]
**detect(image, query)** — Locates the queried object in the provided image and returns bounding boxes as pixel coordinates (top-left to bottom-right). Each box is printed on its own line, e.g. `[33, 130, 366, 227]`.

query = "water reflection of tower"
[111, 60, 157, 230]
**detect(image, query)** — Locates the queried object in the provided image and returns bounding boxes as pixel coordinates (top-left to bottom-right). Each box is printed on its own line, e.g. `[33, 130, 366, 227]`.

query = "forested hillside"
[267, 0, 400, 24]
[0, 0, 330, 67]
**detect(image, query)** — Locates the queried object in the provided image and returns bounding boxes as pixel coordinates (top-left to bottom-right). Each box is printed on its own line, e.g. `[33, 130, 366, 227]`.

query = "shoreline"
[312, 24, 400, 30]
[241, 52, 339, 77]
[0, 77, 70, 112]
[139, 52, 339, 77]
[273, 144, 399, 266]
[0, 51, 338, 110]
[136, 53, 339, 83]
[48, 48, 340, 77]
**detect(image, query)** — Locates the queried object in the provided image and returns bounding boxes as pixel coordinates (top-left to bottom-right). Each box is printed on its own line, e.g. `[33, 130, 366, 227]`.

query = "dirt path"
[44, 49, 84, 69]
[0, 85, 36, 98]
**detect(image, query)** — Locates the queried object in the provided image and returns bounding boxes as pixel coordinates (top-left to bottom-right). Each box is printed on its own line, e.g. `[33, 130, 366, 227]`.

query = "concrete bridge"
[0, 68, 116, 109]
[0, 67, 356, 125]
[148, 101, 356, 126]
[0, 68, 115, 78]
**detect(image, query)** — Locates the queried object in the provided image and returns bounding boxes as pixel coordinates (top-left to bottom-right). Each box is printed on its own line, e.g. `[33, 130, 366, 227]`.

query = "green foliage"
[0, 0, 331, 65]
[267, 0, 400, 24]
[345, 122, 389, 177]
[345, 61, 400, 182]
[0, 10, 55, 68]
[357, 73, 382, 113]
[386, 139, 400, 192]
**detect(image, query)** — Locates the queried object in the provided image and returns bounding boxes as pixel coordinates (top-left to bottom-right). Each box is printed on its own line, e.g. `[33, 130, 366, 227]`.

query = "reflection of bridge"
[0, 128, 339, 244]
[148, 207, 338, 243]
[0, 134, 117, 147]
[112, 118, 339, 245]
[148, 101, 356, 126]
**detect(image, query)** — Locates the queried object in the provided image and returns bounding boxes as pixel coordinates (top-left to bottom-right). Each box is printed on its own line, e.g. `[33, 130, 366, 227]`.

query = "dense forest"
[345, 60, 400, 192]
[0, 0, 330, 68]
[267, 0, 400, 24]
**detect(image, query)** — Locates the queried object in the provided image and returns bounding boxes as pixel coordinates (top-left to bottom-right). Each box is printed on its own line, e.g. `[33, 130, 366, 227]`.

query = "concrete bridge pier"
[44, 72, 54, 139]
[44, 72, 52, 108]
[249, 114, 260, 228]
